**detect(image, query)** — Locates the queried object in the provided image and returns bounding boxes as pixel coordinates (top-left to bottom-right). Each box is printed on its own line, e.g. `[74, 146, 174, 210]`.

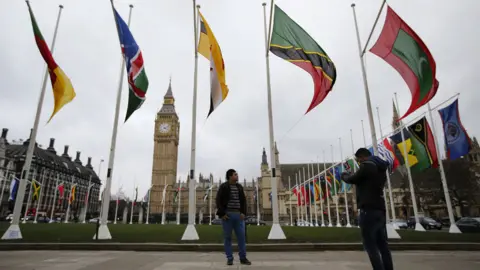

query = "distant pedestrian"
[341, 148, 394, 270]
[215, 169, 252, 266]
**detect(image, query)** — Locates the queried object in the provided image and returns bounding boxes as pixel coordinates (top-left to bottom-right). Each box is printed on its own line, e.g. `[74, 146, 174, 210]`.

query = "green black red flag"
[269, 5, 336, 114]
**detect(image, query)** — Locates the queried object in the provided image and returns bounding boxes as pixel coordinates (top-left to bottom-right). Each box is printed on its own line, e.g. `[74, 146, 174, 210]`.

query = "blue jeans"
[359, 209, 394, 270]
[222, 212, 246, 260]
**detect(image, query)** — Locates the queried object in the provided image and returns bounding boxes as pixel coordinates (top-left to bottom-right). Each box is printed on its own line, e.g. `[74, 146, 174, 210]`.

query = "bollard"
[95, 219, 100, 241]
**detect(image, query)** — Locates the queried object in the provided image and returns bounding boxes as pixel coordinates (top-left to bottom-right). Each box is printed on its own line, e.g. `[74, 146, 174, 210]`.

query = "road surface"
[1, 250, 479, 269]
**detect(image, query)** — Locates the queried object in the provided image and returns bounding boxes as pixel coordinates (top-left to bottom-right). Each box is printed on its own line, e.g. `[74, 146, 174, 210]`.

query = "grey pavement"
[0, 250, 479, 269]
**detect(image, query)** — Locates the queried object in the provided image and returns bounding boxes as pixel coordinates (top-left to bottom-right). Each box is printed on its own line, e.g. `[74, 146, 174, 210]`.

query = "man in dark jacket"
[342, 148, 394, 270]
[216, 169, 251, 266]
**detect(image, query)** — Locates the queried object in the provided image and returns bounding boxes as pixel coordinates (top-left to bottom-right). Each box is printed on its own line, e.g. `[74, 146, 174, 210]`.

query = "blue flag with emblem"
[438, 99, 471, 160]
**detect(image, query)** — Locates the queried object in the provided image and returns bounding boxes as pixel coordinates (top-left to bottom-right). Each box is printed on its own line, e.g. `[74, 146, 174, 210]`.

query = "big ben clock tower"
[150, 79, 180, 214]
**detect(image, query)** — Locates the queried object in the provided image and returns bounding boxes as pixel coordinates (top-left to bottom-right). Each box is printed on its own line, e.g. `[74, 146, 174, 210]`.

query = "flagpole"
[182, 0, 200, 240]
[65, 179, 76, 223]
[323, 150, 332, 227]
[114, 191, 119, 224]
[33, 169, 47, 224]
[339, 138, 352, 227]
[361, 0, 387, 55]
[376, 107, 398, 228]
[302, 167, 311, 226]
[209, 176, 213, 225]
[294, 174, 300, 225]
[2, 3, 63, 240]
[297, 172, 303, 225]
[0, 166, 10, 213]
[427, 103, 461, 233]
[361, 120, 367, 147]
[256, 181, 260, 226]
[308, 164, 318, 226]
[351, 3, 378, 155]
[96, 2, 134, 240]
[262, 1, 285, 239]
[161, 178, 167, 225]
[22, 170, 37, 224]
[49, 175, 60, 222]
[81, 175, 93, 223]
[316, 159, 325, 227]
[130, 186, 135, 224]
[330, 145, 342, 227]
[352, 2, 402, 239]
[146, 184, 152, 224]
[288, 176, 293, 226]
[394, 93, 425, 232]
[177, 181, 182, 225]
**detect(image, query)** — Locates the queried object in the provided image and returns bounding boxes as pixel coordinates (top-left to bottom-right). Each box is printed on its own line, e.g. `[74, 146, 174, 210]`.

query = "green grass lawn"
[1, 223, 479, 243]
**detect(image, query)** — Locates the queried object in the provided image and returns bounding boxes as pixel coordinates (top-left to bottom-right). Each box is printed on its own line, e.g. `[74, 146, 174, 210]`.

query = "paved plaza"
[0, 250, 479, 269]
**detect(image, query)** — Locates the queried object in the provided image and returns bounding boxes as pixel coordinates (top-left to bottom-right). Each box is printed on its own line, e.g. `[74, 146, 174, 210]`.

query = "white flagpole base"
[181, 224, 199, 240]
[33, 221, 37, 224]
[414, 222, 426, 232]
[328, 223, 333, 227]
[93, 224, 112, 240]
[114, 221, 117, 225]
[1, 224, 22, 240]
[315, 223, 319, 227]
[129, 222, 132, 225]
[64, 221, 69, 224]
[21, 220, 26, 224]
[336, 223, 342, 227]
[268, 223, 286, 240]
[449, 224, 461, 234]
[82, 221, 86, 224]
[346, 223, 352, 228]
[386, 223, 401, 239]
[321, 223, 325, 227]
[146, 222, 149, 225]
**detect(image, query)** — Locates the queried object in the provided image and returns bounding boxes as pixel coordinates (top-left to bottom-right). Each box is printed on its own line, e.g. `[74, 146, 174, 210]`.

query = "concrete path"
[1, 250, 479, 269]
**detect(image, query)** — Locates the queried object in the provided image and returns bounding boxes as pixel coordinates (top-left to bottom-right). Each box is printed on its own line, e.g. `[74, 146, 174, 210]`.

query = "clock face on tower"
[159, 123, 170, 133]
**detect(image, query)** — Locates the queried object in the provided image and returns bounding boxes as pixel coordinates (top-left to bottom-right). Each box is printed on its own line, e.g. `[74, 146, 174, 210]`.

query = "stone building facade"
[0, 128, 101, 220]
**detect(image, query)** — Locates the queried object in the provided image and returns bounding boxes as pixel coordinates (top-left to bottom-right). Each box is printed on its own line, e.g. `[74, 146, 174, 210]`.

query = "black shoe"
[240, 258, 252, 265]
[227, 259, 233, 265]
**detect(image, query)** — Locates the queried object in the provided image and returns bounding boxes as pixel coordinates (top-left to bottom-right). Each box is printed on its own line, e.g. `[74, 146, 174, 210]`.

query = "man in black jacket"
[216, 169, 251, 266]
[342, 148, 394, 270]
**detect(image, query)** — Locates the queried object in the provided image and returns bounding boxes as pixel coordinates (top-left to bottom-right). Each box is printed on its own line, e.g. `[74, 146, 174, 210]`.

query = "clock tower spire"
[151, 78, 180, 214]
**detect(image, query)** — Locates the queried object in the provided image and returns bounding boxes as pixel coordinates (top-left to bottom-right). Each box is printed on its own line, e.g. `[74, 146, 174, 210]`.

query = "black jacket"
[215, 182, 247, 217]
[341, 156, 388, 211]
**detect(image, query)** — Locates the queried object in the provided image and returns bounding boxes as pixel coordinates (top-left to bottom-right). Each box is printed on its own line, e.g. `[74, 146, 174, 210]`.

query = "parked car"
[245, 217, 266, 226]
[456, 217, 480, 233]
[407, 216, 442, 230]
[391, 219, 408, 229]
[211, 218, 222, 225]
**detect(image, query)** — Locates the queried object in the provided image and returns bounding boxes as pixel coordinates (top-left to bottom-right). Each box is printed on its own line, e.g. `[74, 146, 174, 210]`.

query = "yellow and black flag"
[32, 180, 41, 201]
[197, 11, 228, 117]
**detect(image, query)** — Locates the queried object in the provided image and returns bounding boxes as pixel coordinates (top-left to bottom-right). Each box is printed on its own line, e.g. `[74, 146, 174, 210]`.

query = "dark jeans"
[359, 209, 394, 270]
[222, 212, 246, 260]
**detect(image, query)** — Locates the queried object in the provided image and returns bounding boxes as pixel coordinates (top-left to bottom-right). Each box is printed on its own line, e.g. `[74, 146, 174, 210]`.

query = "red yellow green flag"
[26, 2, 76, 122]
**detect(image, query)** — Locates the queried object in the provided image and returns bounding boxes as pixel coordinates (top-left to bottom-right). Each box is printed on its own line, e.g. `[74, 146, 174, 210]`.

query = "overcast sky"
[1, 0, 479, 198]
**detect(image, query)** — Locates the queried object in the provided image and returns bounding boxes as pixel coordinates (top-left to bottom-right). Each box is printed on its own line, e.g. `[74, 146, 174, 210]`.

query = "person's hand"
[240, 214, 245, 220]
[222, 215, 229, 220]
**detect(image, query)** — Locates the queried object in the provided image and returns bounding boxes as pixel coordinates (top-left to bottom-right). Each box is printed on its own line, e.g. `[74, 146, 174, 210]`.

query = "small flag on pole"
[438, 99, 472, 160]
